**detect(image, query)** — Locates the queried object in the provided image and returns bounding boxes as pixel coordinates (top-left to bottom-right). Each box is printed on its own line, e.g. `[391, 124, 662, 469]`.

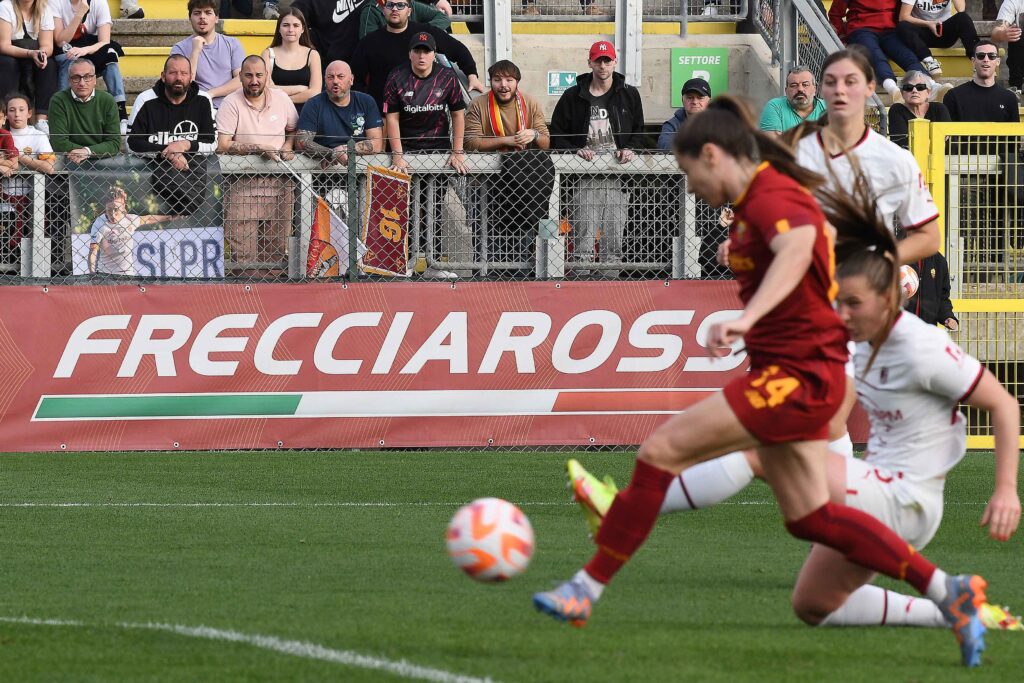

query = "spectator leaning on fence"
[0, 0, 58, 131]
[260, 8, 322, 116]
[48, 58, 120, 163]
[887, 70, 951, 149]
[896, 0, 979, 74]
[52, 0, 128, 133]
[296, 60, 383, 167]
[992, 0, 1024, 97]
[465, 59, 553, 275]
[550, 41, 644, 277]
[657, 77, 710, 151]
[759, 67, 827, 135]
[351, 0, 482, 112]
[128, 54, 217, 216]
[216, 54, 298, 278]
[171, 0, 245, 109]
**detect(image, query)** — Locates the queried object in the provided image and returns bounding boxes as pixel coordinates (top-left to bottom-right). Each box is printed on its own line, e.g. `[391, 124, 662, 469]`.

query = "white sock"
[659, 451, 755, 514]
[574, 569, 604, 600]
[883, 78, 899, 95]
[820, 585, 947, 627]
[828, 432, 854, 458]
[925, 569, 949, 603]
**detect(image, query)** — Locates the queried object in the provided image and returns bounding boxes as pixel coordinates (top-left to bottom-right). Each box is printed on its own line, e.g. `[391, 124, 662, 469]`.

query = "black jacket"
[549, 72, 645, 151]
[905, 253, 957, 326]
[127, 81, 216, 155]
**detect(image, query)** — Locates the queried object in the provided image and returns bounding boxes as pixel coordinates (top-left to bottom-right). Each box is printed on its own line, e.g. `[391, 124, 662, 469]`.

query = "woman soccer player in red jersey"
[532, 96, 990, 667]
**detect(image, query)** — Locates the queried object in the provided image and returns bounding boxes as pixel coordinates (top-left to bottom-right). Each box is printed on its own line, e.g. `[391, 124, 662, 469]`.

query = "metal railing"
[449, 0, 747, 23]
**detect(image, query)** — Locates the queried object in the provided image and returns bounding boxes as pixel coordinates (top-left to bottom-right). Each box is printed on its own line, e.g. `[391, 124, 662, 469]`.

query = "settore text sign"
[670, 48, 730, 107]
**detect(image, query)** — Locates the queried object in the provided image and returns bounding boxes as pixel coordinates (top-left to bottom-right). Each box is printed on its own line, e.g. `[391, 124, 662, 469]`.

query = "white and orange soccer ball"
[446, 498, 534, 582]
[899, 264, 920, 299]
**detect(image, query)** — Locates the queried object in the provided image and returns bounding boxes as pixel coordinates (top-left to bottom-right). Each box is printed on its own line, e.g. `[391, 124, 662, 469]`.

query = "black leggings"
[895, 13, 979, 61]
[0, 54, 58, 115]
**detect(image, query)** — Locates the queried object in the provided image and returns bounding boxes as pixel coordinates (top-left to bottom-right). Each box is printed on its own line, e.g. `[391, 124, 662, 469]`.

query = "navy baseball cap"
[682, 78, 712, 97]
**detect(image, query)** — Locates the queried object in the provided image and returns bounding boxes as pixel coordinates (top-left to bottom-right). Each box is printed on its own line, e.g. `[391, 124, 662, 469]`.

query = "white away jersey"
[796, 128, 938, 233]
[854, 312, 983, 486]
[90, 213, 142, 275]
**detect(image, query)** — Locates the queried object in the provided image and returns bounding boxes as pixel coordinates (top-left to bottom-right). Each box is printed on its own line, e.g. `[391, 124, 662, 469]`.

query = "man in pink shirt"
[217, 54, 298, 277]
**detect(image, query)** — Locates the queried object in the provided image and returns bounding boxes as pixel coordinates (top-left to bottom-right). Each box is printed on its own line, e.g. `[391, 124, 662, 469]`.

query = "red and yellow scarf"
[487, 91, 529, 137]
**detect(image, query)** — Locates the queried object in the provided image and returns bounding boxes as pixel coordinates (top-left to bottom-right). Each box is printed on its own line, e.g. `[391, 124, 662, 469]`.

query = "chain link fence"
[8, 146, 732, 284]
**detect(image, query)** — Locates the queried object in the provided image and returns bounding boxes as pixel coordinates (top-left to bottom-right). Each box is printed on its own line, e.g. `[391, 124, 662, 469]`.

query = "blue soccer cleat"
[533, 578, 594, 628]
[936, 574, 988, 667]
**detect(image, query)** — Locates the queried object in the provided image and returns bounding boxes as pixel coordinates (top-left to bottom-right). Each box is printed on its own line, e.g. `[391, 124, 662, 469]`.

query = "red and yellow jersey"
[729, 162, 849, 365]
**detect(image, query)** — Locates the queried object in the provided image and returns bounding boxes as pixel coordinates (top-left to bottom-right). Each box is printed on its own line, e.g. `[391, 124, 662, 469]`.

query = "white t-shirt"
[50, 0, 111, 37]
[996, 0, 1024, 25]
[90, 212, 142, 275]
[4, 125, 52, 195]
[0, 0, 55, 40]
[903, 0, 953, 23]
[854, 312, 983, 493]
[796, 128, 939, 233]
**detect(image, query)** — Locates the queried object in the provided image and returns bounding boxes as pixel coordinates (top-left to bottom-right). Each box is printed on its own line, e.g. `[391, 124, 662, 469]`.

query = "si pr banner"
[360, 165, 410, 277]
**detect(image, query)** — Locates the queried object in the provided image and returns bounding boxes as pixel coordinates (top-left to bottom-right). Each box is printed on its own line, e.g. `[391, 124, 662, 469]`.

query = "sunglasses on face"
[902, 83, 929, 92]
[975, 52, 999, 60]
[384, 2, 409, 8]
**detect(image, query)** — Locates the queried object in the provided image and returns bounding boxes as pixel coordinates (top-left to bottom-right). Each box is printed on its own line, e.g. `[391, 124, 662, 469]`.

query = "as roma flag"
[306, 196, 350, 277]
[361, 165, 410, 277]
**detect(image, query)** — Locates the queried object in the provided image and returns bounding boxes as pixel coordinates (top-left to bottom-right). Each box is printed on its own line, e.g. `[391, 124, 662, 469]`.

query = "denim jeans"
[847, 28, 924, 84]
[57, 53, 126, 102]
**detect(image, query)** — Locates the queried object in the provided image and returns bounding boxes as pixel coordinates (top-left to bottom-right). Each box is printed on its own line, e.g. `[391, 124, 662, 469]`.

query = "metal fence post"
[679, 0, 688, 36]
[347, 139, 359, 278]
[616, 0, 643, 86]
[484, 0, 512, 68]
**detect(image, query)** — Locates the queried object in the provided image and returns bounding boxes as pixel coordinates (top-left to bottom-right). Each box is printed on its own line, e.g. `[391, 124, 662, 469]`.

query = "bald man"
[296, 60, 383, 167]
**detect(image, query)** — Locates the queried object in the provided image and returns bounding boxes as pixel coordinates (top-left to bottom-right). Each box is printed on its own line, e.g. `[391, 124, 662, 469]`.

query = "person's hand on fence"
[280, 150, 295, 162]
[577, 148, 596, 161]
[447, 151, 467, 174]
[467, 74, 485, 94]
[716, 237, 732, 267]
[67, 148, 91, 164]
[616, 148, 635, 164]
[512, 128, 537, 149]
[390, 153, 409, 172]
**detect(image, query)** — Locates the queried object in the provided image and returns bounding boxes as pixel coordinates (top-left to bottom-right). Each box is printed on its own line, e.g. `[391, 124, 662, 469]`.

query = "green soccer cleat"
[566, 459, 618, 538]
[979, 602, 1024, 631]
[936, 574, 988, 667]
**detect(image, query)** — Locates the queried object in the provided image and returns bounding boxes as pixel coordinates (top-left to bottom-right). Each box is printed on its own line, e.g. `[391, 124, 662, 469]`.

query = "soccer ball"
[446, 498, 534, 582]
[899, 264, 920, 298]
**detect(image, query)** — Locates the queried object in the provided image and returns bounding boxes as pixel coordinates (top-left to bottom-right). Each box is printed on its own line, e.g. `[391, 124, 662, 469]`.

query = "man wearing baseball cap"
[656, 77, 711, 150]
[550, 40, 645, 277]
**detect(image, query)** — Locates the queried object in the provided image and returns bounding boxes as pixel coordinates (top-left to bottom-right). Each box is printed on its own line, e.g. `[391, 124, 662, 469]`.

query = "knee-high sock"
[785, 502, 937, 595]
[821, 584, 947, 627]
[584, 459, 674, 584]
[828, 432, 854, 458]
[660, 451, 755, 514]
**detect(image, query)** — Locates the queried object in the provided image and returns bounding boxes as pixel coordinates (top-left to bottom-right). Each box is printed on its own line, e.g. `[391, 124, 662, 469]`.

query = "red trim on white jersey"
[901, 212, 940, 231]
[953, 365, 985, 423]
[816, 126, 871, 159]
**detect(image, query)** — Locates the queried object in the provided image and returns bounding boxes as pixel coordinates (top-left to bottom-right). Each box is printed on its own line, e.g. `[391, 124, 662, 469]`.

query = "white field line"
[0, 616, 500, 683]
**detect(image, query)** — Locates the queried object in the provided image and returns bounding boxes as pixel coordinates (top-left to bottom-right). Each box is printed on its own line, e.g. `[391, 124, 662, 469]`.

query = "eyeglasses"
[901, 83, 929, 92]
[69, 74, 96, 82]
[384, 2, 409, 8]
[974, 52, 999, 60]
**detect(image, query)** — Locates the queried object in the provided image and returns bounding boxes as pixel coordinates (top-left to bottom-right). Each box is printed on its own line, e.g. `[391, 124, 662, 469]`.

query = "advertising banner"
[0, 281, 793, 452]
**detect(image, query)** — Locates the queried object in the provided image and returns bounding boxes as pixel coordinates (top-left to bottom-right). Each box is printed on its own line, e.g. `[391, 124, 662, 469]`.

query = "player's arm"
[88, 243, 99, 273]
[896, 218, 940, 264]
[207, 69, 242, 99]
[965, 369, 1022, 541]
[139, 214, 177, 226]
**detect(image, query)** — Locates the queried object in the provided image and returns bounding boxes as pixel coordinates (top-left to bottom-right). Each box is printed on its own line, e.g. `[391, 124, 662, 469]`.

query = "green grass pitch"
[0, 450, 1020, 681]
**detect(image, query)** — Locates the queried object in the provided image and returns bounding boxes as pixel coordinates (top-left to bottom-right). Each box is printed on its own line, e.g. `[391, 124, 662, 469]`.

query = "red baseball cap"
[589, 41, 616, 61]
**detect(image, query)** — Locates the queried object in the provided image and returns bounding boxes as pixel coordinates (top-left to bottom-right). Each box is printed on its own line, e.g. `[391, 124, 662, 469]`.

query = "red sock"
[785, 502, 936, 594]
[584, 459, 674, 584]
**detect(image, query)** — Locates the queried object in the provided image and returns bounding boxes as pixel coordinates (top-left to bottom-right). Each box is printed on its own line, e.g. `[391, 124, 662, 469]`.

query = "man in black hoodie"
[550, 41, 644, 277]
[127, 55, 217, 216]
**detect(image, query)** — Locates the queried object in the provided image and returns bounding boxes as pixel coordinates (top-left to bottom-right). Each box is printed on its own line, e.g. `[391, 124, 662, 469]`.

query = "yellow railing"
[909, 119, 1024, 449]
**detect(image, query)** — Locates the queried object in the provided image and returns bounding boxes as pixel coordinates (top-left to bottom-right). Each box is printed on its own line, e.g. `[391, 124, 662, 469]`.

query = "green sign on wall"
[670, 48, 730, 108]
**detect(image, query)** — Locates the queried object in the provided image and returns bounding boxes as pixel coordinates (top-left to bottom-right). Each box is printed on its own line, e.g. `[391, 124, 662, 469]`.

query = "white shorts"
[844, 457, 945, 550]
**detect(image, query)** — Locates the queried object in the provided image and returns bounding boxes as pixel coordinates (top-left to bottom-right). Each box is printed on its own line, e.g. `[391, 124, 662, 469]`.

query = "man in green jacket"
[48, 59, 122, 164]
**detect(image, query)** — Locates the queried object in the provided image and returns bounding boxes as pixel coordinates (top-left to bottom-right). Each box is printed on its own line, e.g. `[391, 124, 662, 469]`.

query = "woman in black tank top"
[261, 7, 322, 114]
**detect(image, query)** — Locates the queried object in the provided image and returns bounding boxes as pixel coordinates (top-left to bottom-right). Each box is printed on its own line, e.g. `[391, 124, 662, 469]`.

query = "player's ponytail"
[673, 95, 824, 191]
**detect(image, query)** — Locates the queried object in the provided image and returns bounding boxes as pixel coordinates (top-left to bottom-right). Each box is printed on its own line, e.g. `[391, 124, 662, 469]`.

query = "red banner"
[360, 166, 410, 277]
[0, 281, 866, 452]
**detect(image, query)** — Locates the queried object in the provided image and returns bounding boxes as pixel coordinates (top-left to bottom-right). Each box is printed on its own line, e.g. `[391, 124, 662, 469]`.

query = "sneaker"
[701, 1, 718, 15]
[119, 119, 128, 137]
[533, 578, 594, 627]
[936, 575, 988, 668]
[922, 56, 943, 76]
[263, 3, 280, 19]
[120, 0, 144, 18]
[930, 81, 954, 103]
[566, 458, 618, 538]
[979, 602, 1024, 631]
[422, 266, 458, 280]
[35, 119, 48, 135]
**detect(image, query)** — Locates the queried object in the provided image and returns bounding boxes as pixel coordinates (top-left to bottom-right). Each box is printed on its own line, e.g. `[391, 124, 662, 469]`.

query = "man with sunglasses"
[351, 0, 483, 111]
[358, 0, 451, 38]
[944, 40, 1019, 122]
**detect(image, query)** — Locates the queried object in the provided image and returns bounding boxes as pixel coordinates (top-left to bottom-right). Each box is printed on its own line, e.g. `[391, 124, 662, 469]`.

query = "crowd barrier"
[448, 0, 748, 22]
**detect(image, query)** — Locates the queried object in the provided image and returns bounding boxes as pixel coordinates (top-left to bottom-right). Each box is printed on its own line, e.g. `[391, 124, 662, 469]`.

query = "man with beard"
[216, 55, 298, 277]
[759, 67, 827, 134]
[351, 0, 482, 111]
[296, 60, 383, 166]
[127, 55, 217, 216]
[656, 77, 711, 150]
[465, 59, 552, 277]
[170, 0, 245, 109]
